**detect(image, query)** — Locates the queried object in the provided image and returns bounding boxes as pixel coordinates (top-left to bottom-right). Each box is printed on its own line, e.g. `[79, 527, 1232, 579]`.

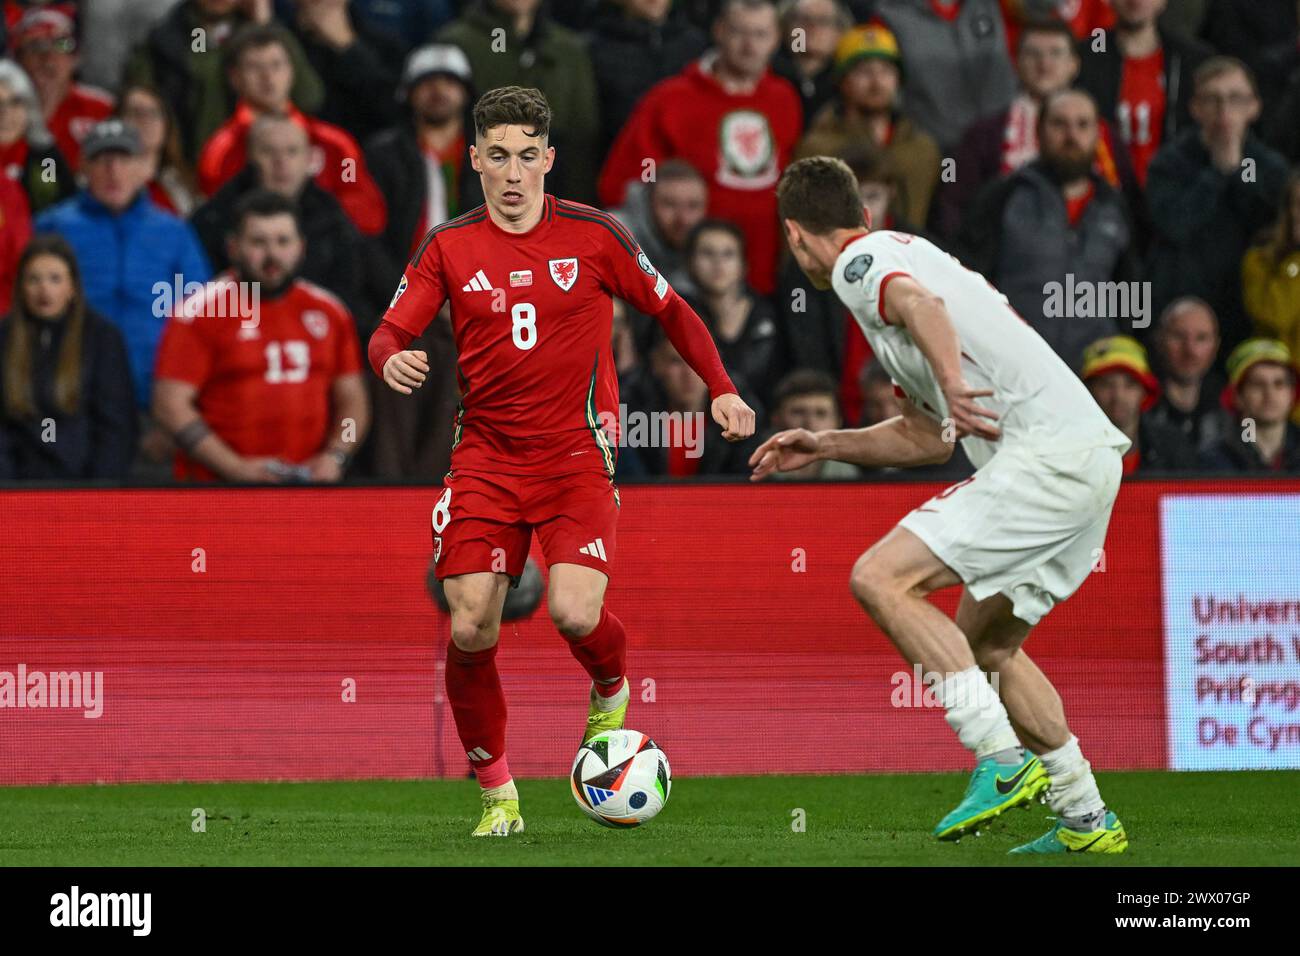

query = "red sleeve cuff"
[878, 271, 911, 325]
[367, 320, 415, 378]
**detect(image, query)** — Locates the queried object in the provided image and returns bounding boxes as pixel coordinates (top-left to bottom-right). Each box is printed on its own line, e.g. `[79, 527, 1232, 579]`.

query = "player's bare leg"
[956, 590, 1066, 753]
[443, 571, 523, 836]
[849, 526, 1040, 838]
[548, 563, 630, 741]
[959, 590, 1127, 852]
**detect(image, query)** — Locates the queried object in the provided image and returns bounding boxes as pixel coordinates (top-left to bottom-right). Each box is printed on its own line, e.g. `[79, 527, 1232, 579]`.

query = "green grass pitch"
[1, 771, 1296, 866]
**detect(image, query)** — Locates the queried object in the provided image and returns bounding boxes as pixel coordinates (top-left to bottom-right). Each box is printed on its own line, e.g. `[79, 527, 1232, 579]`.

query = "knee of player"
[849, 552, 897, 610]
[449, 618, 500, 652]
[549, 598, 600, 639]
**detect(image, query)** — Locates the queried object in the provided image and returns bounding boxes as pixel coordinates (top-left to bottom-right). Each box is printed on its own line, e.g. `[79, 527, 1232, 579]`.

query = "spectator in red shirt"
[196, 23, 387, 237]
[1076, 0, 1211, 186]
[152, 189, 370, 483]
[10, 8, 113, 171]
[0, 172, 31, 315]
[598, 0, 803, 295]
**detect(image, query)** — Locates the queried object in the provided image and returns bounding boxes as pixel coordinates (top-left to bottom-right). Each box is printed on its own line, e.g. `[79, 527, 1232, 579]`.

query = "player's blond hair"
[472, 86, 551, 140]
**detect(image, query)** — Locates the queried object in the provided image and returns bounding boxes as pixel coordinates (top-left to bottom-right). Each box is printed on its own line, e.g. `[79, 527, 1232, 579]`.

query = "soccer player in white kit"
[751, 156, 1130, 854]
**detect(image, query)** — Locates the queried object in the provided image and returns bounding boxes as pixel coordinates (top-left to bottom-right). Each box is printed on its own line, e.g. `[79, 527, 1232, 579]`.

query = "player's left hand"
[711, 393, 756, 442]
[941, 379, 1002, 442]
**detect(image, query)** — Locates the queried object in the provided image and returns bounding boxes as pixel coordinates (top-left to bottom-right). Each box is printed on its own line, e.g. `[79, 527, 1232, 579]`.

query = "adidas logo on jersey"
[461, 269, 493, 292]
[578, 538, 607, 561]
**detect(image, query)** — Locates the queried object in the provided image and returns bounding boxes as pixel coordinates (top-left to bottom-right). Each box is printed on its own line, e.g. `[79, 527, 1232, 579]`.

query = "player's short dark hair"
[772, 369, 839, 411]
[685, 218, 747, 259]
[230, 189, 301, 237]
[472, 86, 551, 140]
[1016, 17, 1077, 55]
[776, 156, 867, 235]
[225, 24, 295, 72]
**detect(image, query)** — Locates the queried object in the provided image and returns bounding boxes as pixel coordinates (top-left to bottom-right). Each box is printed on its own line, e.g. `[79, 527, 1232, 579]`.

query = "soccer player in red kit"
[369, 86, 755, 836]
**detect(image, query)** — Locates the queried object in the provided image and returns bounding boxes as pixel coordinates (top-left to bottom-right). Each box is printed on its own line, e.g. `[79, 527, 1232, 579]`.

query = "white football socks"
[482, 780, 518, 800]
[937, 666, 1020, 760]
[1038, 735, 1106, 831]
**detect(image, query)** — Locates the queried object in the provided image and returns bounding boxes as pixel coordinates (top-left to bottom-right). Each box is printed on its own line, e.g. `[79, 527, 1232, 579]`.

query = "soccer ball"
[570, 730, 671, 828]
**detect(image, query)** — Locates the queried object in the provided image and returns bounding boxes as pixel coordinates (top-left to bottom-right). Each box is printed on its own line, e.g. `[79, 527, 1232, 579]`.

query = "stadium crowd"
[0, 0, 1299, 483]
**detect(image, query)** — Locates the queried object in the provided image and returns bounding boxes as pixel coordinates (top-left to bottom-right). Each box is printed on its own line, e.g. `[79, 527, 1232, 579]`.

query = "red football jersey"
[156, 274, 363, 480]
[381, 195, 734, 477]
[48, 84, 114, 172]
[1116, 48, 1167, 187]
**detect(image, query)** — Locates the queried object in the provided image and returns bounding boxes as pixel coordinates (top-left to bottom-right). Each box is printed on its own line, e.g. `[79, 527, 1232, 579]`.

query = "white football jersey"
[831, 230, 1130, 469]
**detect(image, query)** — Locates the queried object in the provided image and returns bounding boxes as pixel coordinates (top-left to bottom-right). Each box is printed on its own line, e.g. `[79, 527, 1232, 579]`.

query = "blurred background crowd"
[1, 0, 1298, 484]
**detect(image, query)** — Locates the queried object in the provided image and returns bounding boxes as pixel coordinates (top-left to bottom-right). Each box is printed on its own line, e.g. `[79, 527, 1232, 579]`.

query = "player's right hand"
[383, 350, 429, 394]
[748, 428, 821, 481]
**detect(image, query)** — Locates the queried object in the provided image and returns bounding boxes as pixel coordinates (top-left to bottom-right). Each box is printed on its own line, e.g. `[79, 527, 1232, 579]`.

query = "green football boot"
[471, 788, 524, 837]
[583, 678, 629, 744]
[1009, 810, 1128, 854]
[933, 752, 1049, 840]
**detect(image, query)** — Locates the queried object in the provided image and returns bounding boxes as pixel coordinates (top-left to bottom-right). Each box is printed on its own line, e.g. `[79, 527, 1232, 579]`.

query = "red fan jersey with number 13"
[378, 195, 735, 478]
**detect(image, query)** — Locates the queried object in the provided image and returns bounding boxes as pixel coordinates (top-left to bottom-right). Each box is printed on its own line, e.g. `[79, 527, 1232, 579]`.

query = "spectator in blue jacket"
[0, 235, 137, 481]
[35, 119, 211, 411]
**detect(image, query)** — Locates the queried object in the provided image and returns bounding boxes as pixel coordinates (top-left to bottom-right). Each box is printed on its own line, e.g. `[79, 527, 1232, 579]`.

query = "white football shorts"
[898, 443, 1124, 626]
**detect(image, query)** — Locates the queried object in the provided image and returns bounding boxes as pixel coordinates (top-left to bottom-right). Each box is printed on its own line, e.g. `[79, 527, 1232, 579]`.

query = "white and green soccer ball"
[570, 730, 671, 828]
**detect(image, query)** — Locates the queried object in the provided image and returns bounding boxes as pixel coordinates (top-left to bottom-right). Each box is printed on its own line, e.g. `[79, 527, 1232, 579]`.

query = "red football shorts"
[430, 469, 620, 582]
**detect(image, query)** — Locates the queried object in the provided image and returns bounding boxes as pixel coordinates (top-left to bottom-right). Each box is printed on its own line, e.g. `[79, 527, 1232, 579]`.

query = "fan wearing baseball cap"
[10, 8, 114, 171]
[1082, 335, 1199, 475]
[1200, 339, 1300, 473]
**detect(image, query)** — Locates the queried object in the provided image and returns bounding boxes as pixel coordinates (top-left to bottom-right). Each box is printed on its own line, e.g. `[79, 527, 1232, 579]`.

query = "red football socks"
[565, 606, 627, 696]
[445, 642, 511, 788]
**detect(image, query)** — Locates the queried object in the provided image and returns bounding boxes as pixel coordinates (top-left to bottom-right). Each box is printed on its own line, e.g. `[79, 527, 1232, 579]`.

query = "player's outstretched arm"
[883, 275, 1001, 442]
[749, 397, 953, 481]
